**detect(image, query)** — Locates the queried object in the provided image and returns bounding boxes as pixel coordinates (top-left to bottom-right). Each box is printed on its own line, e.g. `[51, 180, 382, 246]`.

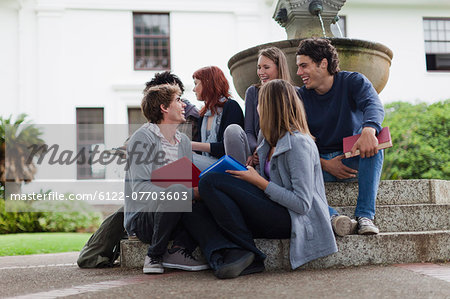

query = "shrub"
[382, 100, 450, 180]
[0, 192, 102, 234]
[34, 199, 102, 233]
[0, 199, 42, 234]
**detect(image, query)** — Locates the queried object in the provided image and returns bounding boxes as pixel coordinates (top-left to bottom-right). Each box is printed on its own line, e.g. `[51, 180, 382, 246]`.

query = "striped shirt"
[147, 123, 181, 165]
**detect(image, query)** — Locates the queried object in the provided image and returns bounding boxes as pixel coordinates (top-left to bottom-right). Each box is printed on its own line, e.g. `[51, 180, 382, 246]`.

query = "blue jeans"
[322, 150, 384, 219]
[199, 172, 291, 264]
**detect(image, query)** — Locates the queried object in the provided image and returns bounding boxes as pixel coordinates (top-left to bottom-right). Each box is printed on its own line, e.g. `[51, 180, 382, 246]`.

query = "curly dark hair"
[141, 84, 181, 124]
[144, 71, 185, 94]
[296, 38, 340, 75]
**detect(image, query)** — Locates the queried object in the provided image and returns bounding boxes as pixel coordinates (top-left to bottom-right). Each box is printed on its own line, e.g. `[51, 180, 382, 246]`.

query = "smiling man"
[124, 84, 209, 274]
[296, 38, 385, 236]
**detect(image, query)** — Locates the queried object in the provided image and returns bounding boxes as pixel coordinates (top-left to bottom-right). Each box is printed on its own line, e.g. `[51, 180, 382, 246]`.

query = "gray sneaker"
[162, 247, 210, 271]
[143, 255, 164, 274]
[357, 217, 379, 235]
[331, 215, 358, 236]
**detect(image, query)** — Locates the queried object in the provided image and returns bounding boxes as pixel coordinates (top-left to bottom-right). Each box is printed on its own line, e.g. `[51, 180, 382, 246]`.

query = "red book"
[343, 127, 392, 158]
[151, 157, 201, 188]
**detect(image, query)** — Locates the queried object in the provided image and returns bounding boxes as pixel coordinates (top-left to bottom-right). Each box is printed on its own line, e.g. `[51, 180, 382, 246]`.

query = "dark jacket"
[298, 71, 384, 154]
[193, 99, 244, 158]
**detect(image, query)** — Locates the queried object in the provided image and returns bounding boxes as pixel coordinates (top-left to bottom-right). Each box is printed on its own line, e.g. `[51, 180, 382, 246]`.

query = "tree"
[0, 114, 45, 197]
[382, 100, 449, 180]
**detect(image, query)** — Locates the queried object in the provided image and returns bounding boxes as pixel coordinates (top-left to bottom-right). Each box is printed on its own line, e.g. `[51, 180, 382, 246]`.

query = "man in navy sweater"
[296, 38, 384, 236]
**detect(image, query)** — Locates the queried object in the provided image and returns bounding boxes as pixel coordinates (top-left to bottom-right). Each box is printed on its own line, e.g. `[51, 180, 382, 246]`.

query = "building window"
[423, 18, 450, 71]
[128, 107, 147, 136]
[133, 13, 170, 70]
[330, 16, 346, 38]
[76, 108, 105, 180]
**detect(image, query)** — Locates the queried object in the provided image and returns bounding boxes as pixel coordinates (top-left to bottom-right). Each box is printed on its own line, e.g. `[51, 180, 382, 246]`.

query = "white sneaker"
[357, 217, 379, 235]
[331, 215, 358, 237]
[143, 255, 164, 274]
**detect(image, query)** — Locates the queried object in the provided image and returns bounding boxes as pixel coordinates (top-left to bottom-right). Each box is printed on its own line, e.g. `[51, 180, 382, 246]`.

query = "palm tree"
[1, 114, 45, 198]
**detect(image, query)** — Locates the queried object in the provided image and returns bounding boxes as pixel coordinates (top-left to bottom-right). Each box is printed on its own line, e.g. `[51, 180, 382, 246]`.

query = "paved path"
[1, 252, 449, 298]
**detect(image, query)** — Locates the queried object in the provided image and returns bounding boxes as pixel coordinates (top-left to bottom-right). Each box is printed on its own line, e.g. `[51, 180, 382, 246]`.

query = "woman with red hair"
[191, 66, 245, 171]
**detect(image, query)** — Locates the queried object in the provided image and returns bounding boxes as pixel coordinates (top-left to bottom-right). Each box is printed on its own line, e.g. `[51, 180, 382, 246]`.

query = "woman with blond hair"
[199, 79, 337, 278]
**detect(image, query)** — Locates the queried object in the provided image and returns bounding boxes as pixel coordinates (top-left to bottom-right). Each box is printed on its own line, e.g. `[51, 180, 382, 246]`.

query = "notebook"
[151, 156, 201, 188]
[343, 127, 392, 158]
[199, 155, 247, 178]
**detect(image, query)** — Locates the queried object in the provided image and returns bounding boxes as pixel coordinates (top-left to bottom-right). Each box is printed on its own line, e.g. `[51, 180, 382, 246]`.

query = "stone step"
[120, 230, 450, 270]
[335, 203, 450, 233]
[120, 179, 450, 271]
[325, 179, 449, 207]
[262, 230, 450, 271]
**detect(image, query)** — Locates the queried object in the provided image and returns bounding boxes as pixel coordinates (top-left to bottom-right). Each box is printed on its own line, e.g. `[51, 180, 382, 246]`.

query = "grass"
[0, 232, 92, 256]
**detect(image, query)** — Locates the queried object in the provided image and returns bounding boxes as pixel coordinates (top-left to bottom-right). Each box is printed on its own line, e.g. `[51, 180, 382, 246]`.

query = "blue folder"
[199, 155, 247, 178]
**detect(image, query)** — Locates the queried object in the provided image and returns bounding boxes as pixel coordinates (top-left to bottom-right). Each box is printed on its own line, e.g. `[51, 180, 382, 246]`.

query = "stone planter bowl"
[228, 38, 393, 99]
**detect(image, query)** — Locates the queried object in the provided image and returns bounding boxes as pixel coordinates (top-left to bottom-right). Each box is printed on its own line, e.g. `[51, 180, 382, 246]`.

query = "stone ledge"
[430, 180, 450, 204]
[272, 230, 450, 271]
[326, 179, 449, 207]
[336, 203, 450, 232]
[121, 230, 450, 270]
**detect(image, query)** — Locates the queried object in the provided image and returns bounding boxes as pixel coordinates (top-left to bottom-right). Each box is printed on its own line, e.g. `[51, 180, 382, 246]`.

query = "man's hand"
[351, 127, 378, 158]
[321, 155, 358, 179]
[227, 166, 269, 190]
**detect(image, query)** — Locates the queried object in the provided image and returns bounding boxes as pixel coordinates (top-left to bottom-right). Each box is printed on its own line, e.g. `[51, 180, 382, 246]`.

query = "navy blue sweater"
[298, 71, 385, 154]
[193, 99, 244, 158]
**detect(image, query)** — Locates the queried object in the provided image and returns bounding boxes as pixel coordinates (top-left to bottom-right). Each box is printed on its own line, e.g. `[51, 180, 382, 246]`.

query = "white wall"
[341, 1, 450, 103]
[2, 0, 284, 194]
[3, 0, 285, 125]
[0, 0, 20, 118]
[3, 0, 450, 125]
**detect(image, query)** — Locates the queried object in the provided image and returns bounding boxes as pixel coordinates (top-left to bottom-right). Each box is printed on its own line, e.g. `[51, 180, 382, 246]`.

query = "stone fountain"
[228, 0, 393, 99]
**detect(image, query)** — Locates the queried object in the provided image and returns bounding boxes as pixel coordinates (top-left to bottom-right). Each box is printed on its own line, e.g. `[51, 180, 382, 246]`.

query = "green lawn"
[0, 232, 92, 256]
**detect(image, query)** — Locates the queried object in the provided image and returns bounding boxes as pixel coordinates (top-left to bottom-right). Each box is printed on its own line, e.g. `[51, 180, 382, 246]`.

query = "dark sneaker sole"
[162, 262, 210, 271]
[240, 261, 265, 276]
[214, 252, 255, 279]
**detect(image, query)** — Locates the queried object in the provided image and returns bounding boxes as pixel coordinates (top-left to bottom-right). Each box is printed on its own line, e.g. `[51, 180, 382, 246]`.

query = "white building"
[1, 0, 449, 194]
[1, 0, 285, 126]
[340, 0, 450, 103]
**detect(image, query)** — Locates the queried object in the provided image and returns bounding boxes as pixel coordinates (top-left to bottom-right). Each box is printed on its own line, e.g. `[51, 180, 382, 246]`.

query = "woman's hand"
[227, 166, 269, 190]
[245, 151, 259, 167]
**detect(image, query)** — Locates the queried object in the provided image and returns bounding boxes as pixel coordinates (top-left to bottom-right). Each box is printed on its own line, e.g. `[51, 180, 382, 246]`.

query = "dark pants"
[198, 172, 291, 263]
[134, 209, 196, 258]
[134, 200, 241, 268]
[183, 201, 241, 269]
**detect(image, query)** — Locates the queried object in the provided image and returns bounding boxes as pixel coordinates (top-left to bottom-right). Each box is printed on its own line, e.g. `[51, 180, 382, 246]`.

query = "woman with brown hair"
[224, 47, 294, 167]
[191, 66, 245, 170]
[245, 47, 293, 152]
[198, 79, 337, 277]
